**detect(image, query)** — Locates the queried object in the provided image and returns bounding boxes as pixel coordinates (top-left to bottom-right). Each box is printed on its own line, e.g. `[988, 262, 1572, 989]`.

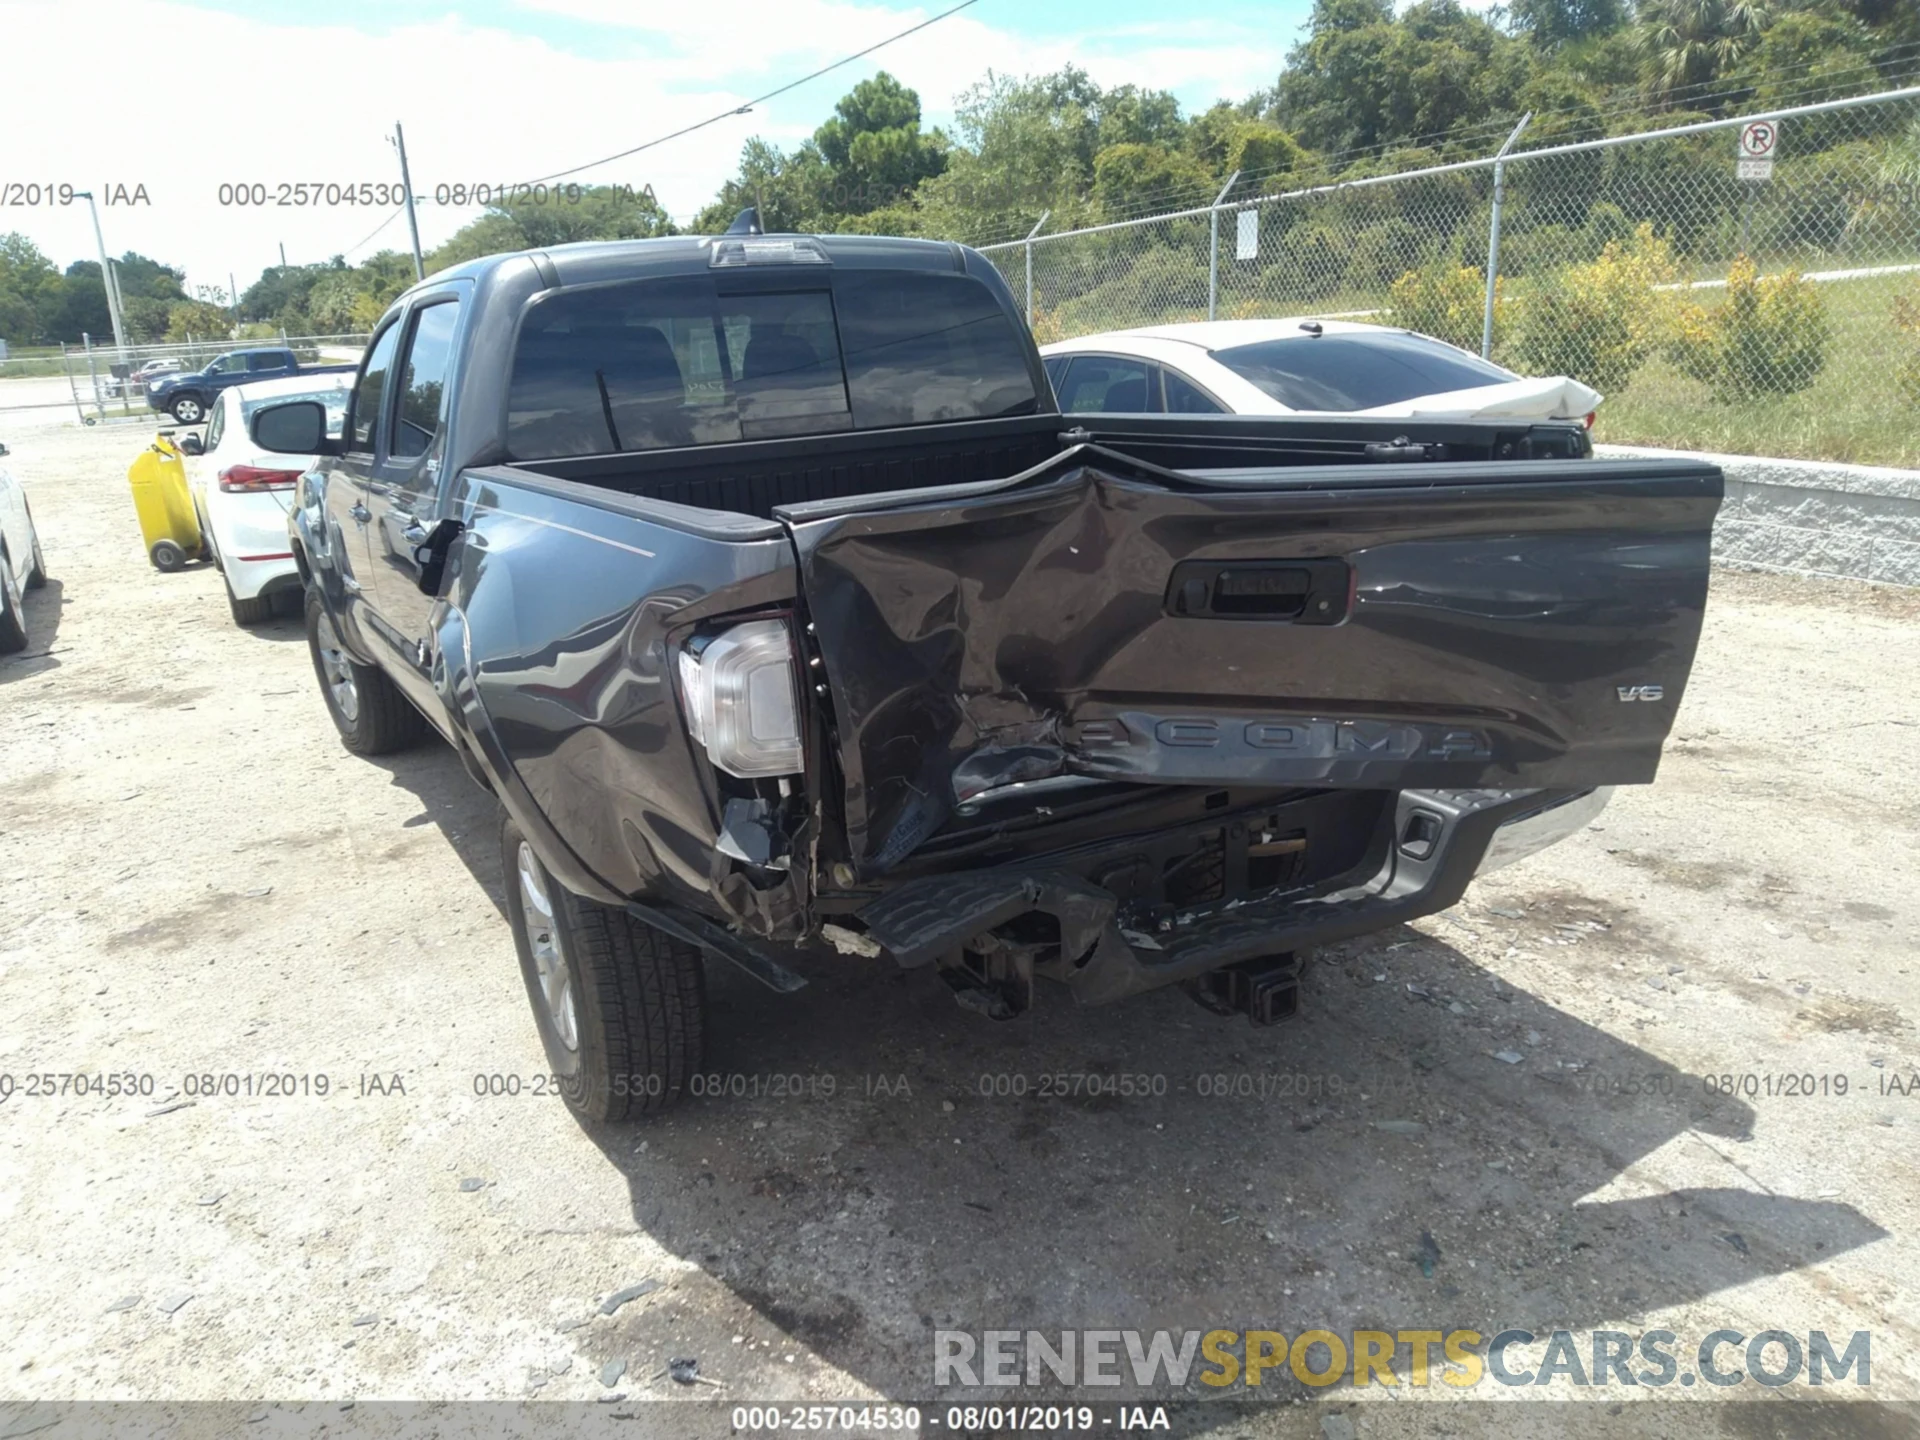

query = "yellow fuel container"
[128, 434, 204, 572]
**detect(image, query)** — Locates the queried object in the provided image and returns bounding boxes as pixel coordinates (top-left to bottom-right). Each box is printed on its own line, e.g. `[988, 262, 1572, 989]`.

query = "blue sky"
[1, 0, 1318, 296]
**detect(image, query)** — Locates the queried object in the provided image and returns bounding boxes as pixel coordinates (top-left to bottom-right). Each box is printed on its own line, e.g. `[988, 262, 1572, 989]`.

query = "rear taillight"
[677, 619, 803, 777]
[219, 464, 302, 493]
[1583, 412, 1596, 430]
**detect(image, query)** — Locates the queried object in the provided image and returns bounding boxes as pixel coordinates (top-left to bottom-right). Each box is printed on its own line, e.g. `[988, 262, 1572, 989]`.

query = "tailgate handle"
[1167, 559, 1349, 624]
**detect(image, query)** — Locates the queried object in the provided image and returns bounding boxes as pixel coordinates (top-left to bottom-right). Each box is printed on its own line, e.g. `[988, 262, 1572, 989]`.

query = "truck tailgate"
[778, 446, 1721, 872]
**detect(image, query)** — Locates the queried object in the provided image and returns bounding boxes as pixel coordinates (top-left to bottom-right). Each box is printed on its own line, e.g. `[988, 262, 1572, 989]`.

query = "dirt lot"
[2, 417, 1918, 1433]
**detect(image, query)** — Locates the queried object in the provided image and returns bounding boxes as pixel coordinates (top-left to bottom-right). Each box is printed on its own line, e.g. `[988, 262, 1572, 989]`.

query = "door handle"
[349, 502, 370, 524]
[1165, 558, 1351, 624]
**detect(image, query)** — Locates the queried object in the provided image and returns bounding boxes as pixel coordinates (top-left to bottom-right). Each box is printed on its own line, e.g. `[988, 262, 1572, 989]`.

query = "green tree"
[1090, 143, 1215, 221]
[305, 273, 363, 334]
[1509, 0, 1626, 48]
[0, 232, 62, 344]
[239, 260, 348, 330]
[912, 67, 1112, 241]
[811, 72, 948, 215]
[166, 299, 234, 342]
[1636, 0, 1771, 104]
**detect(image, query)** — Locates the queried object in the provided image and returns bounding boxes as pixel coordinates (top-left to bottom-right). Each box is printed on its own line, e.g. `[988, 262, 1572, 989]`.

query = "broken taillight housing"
[677, 619, 803, 778]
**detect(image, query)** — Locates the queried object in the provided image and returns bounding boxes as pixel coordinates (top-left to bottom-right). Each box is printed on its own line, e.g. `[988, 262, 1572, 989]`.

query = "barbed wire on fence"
[975, 85, 1920, 469]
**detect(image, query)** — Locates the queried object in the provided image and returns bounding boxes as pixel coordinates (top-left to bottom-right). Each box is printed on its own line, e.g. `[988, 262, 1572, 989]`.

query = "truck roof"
[414, 232, 973, 296]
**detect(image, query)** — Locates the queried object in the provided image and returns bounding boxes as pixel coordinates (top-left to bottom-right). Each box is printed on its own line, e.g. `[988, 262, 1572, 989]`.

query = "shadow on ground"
[376, 741, 1889, 1403]
[0, 576, 66, 681]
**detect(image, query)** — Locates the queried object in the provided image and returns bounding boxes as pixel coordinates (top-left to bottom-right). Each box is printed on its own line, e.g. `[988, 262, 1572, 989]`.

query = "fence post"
[1482, 114, 1531, 360]
[61, 341, 86, 425]
[1023, 210, 1050, 326]
[82, 333, 106, 423]
[1206, 171, 1241, 323]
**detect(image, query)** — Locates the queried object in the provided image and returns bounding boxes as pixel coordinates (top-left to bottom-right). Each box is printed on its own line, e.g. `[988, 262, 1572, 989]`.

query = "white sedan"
[0, 438, 50, 654]
[1041, 318, 1601, 423]
[186, 373, 349, 627]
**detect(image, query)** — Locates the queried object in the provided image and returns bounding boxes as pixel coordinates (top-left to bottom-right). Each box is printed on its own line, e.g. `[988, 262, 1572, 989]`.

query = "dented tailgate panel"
[782, 449, 1720, 873]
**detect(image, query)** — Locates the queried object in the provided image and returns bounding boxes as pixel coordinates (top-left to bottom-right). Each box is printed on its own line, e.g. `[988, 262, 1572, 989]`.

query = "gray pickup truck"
[246, 215, 1721, 1120]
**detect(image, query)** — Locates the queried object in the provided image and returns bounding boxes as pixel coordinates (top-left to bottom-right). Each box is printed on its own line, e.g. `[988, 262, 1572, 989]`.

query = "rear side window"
[1163, 367, 1224, 414]
[832, 272, 1038, 428]
[1212, 333, 1513, 412]
[1057, 355, 1157, 413]
[247, 351, 288, 372]
[392, 300, 462, 459]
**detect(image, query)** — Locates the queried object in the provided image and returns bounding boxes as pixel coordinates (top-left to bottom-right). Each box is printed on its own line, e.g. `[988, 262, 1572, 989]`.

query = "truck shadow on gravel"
[378, 744, 1889, 1400]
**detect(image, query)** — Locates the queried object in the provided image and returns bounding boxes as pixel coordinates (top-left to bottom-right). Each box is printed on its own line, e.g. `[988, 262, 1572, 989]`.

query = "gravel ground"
[1, 418, 1917, 1433]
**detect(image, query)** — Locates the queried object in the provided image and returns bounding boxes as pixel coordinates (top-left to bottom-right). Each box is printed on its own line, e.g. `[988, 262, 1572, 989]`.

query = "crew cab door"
[314, 319, 402, 639]
[361, 288, 464, 712]
[779, 440, 1721, 872]
[248, 349, 295, 381]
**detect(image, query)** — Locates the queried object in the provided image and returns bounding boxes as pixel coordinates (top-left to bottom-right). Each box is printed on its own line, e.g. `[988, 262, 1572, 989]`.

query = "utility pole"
[73, 190, 129, 360]
[229, 271, 240, 330]
[392, 123, 425, 281]
[279, 242, 288, 268]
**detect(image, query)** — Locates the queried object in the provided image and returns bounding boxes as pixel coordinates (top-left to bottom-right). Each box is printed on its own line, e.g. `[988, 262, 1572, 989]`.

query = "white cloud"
[0, 0, 1290, 298]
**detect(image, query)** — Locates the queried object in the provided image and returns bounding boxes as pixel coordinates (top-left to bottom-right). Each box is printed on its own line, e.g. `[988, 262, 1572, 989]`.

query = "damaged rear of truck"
[268, 224, 1721, 1118]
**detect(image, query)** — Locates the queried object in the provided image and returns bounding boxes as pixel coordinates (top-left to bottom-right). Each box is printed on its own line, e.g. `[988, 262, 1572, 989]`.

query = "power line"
[507, 0, 982, 189]
[306, 0, 981, 269]
[339, 204, 407, 261]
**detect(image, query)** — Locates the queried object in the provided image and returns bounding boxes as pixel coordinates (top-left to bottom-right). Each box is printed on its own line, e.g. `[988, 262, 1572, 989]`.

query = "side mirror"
[250, 400, 341, 456]
[0, 443, 10, 458]
[178, 433, 204, 456]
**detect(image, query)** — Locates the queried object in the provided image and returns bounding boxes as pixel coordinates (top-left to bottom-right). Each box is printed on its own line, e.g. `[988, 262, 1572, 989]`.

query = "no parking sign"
[1738, 120, 1778, 180]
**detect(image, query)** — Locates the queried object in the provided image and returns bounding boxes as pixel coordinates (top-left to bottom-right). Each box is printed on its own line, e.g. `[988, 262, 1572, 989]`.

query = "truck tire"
[0, 548, 27, 653]
[501, 813, 706, 1121]
[169, 395, 205, 424]
[304, 587, 426, 754]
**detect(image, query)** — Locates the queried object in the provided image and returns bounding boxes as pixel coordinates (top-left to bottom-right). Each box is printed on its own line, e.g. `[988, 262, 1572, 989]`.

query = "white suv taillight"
[677, 619, 803, 778]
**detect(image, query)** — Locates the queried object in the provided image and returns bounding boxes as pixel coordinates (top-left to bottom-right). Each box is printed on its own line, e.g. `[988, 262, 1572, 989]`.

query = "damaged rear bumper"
[849, 787, 1600, 1006]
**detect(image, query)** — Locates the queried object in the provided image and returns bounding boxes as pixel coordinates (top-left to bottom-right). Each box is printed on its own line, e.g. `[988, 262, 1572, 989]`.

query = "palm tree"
[1636, 0, 1770, 106]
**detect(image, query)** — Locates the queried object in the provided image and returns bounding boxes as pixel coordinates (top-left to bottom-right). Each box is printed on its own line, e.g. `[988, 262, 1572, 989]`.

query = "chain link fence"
[0, 333, 371, 428]
[979, 86, 1920, 469]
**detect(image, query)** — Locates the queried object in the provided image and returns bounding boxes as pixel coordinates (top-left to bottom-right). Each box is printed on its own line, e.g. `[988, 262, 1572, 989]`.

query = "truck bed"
[513, 413, 1592, 520]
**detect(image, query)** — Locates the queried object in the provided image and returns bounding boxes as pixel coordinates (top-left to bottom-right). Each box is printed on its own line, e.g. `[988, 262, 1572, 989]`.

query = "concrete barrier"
[1597, 444, 1920, 587]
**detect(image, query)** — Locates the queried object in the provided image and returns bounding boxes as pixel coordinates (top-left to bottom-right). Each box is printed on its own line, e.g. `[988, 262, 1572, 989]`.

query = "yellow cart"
[127, 434, 205, 572]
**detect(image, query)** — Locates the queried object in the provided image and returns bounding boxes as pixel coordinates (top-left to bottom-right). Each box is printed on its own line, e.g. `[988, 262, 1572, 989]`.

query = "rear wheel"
[24, 509, 46, 589]
[501, 814, 706, 1121]
[0, 549, 26, 653]
[225, 571, 274, 627]
[304, 587, 426, 754]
